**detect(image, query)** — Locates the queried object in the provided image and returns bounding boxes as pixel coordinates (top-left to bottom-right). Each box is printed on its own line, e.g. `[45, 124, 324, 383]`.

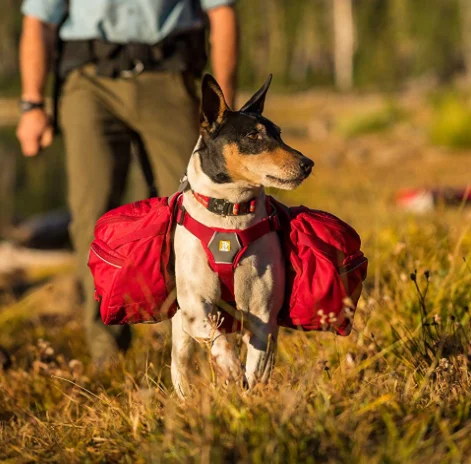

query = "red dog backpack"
[270, 199, 368, 336]
[88, 195, 178, 325]
[88, 194, 367, 335]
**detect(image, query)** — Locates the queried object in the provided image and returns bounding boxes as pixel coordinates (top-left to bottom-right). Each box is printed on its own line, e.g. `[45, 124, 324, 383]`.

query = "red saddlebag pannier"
[270, 198, 368, 336]
[87, 195, 178, 325]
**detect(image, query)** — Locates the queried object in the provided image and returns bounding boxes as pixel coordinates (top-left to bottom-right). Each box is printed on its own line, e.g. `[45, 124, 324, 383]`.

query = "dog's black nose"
[299, 158, 314, 175]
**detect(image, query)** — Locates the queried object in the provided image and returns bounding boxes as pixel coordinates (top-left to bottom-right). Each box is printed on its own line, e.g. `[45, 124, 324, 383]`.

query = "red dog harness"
[175, 195, 281, 303]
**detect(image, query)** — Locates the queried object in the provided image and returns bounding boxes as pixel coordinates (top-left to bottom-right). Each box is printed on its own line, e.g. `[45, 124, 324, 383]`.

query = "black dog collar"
[192, 191, 257, 216]
[179, 174, 257, 216]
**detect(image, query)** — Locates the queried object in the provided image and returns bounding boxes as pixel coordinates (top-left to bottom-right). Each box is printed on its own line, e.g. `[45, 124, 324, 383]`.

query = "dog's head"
[197, 74, 314, 190]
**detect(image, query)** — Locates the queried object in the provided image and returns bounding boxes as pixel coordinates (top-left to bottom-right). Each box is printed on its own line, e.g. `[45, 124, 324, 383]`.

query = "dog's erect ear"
[200, 74, 230, 134]
[240, 74, 272, 114]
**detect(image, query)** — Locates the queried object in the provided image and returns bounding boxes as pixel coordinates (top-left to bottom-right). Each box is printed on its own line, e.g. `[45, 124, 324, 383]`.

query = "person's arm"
[16, 15, 57, 157]
[206, 5, 238, 108]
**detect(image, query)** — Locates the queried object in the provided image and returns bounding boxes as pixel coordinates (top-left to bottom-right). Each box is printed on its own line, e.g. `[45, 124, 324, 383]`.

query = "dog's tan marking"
[200, 119, 211, 132]
[255, 123, 267, 134]
[222, 143, 301, 183]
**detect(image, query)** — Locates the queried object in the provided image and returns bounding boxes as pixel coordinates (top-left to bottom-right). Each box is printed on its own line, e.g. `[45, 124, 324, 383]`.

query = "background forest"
[0, 0, 471, 90]
[2, 0, 471, 221]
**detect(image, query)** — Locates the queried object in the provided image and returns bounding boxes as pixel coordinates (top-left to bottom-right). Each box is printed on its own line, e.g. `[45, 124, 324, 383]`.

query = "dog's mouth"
[266, 174, 307, 186]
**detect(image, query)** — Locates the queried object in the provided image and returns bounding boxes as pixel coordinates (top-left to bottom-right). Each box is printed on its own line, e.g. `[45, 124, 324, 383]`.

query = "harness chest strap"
[175, 198, 281, 301]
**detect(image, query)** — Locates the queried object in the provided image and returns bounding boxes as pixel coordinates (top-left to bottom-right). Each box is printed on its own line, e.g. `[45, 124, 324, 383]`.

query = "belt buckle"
[120, 59, 144, 79]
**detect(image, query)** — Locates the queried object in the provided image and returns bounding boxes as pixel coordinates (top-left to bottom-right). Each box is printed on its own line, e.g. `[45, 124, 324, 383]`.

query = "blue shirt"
[22, 0, 235, 44]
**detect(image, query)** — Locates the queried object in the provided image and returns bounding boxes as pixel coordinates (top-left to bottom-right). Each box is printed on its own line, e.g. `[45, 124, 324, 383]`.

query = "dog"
[171, 74, 314, 398]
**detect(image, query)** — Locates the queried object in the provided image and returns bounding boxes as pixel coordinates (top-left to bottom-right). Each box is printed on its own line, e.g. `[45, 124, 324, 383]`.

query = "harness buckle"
[176, 204, 186, 225]
[178, 174, 190, 192]
[269, 211, 281, 231]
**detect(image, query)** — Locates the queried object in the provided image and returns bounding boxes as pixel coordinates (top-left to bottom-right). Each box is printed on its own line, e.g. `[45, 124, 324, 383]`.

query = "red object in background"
[88, 194, 368, 336]
[396, 187, 471, 213]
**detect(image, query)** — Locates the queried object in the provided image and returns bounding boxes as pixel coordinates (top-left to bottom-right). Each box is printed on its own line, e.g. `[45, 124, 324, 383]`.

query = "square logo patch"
[218, 240, 231, 252]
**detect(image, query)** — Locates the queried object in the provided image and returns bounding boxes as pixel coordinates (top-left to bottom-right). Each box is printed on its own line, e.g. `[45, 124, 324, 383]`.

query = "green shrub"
[429, 92, 471, 149]
[336, 103, 404, 138]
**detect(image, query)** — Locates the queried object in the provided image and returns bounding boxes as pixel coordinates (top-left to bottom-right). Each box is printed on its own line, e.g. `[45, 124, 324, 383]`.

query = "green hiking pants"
[60, 65, 199, 362]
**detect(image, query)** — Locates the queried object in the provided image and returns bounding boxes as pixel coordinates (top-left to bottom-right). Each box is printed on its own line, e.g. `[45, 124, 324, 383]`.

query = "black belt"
[58, 30, 207, 79]
[53, 30, 206, 132]
[59, 40, 172, 78]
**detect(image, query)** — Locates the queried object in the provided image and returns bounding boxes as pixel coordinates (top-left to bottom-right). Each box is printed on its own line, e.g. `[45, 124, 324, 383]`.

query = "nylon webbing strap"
[175, 198, 282, 300]
[176, 203, 280, 247]
[52, 0, 70, 133]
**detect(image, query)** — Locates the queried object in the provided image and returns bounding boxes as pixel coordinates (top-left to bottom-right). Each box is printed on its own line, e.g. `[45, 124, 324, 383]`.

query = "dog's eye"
[247, 132, 260, 140]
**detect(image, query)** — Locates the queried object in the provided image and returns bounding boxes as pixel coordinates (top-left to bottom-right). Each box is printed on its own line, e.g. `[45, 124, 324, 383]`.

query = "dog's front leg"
[179, 301, 244, 386]
[171, 310, 194, 400]
[244, 321, 279, 389]
[174, 228, 243, 392]
[209, 329, 244, 385]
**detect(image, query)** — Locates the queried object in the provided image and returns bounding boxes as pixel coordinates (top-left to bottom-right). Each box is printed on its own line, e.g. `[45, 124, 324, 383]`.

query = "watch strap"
[19, 100, 45, 113]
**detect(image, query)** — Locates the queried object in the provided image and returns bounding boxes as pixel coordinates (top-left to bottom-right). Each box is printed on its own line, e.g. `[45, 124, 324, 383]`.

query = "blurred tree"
[266, 0, 288, 82]
[333, 0, 355, 90]
[288, 1, 332, 86]
[460, 0, 471, 82]
[408, 0, 462, 83]
[0, 1, 468, 92]
[354, 0, 402, 89]
[0, 0, 19, 85]
[289, 4, 322, 83]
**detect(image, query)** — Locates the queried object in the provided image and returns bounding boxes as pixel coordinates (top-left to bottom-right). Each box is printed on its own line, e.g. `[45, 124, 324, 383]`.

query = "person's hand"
[16, 108, 53, 157]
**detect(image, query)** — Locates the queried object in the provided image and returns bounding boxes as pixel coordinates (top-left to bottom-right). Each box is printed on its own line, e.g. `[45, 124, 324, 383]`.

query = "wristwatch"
[19, 99, 45, 113]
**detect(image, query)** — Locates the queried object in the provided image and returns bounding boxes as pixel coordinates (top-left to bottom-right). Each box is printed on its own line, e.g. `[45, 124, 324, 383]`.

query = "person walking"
[16, 0, 238, 365]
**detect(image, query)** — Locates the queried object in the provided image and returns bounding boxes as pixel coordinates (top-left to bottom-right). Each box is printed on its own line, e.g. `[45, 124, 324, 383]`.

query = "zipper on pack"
[90, 243, 124, 268]
[339, 256, 368, 276]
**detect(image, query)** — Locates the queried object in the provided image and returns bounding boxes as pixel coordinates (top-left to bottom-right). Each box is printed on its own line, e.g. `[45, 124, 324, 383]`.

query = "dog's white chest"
[233, 231, 285, 313]
[174, 222, 284, 315]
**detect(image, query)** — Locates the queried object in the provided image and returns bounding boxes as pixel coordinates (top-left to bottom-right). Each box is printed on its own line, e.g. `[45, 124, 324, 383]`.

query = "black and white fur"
[171, 75, 314, 398]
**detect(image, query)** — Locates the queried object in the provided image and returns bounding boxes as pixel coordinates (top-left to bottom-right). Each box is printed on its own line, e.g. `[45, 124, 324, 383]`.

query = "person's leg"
[60, 69, 132, 364]
[132, 72, 200, 196]
[0, 148, 15, 235]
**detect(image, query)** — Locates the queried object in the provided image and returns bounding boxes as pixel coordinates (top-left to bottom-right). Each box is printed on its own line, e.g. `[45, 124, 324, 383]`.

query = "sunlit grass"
[1, 94, 471, 462]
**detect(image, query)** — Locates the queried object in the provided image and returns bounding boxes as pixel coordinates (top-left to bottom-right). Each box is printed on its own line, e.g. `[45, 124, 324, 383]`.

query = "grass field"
[1, 90, 471, 463]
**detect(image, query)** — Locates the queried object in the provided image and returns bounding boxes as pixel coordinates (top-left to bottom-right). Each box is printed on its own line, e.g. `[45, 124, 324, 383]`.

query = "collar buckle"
[207, 197, 234, 216]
